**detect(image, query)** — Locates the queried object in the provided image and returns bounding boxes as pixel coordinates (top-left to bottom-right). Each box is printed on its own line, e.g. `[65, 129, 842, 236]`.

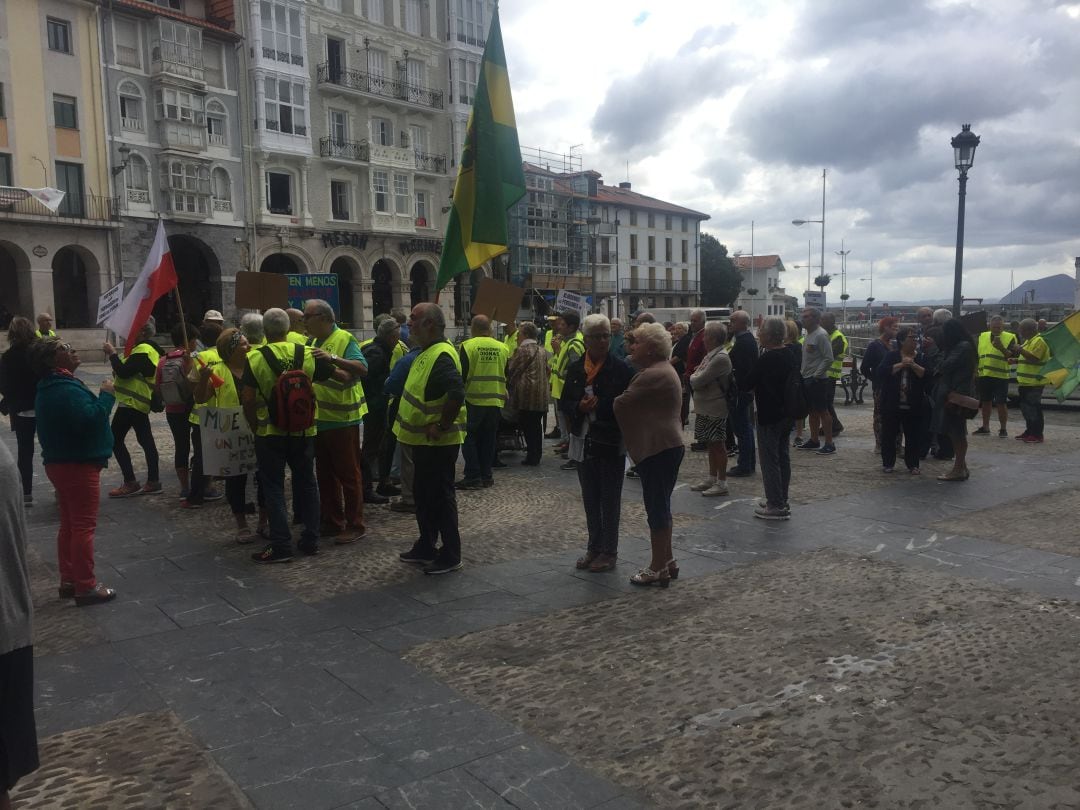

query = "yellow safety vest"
[308, 327, 367, 426]
[113, 342, 160, 413]
[462, 336, 510, 406]
[246, 341, 319, 438]
[1016, 334, 1049, 387]
[189, 347, 222, 425]
[550, 331, 583, 399]
[393, 342, 465, 447]
[202, 360, 241, 409]
[360, 337, 407, 368]
[36, 329, 56, 338]
[504, 331, 520, 354]
[977, 330, 1016, 379]
[828, 330, 849, 380]
[286, 331, 307, 345]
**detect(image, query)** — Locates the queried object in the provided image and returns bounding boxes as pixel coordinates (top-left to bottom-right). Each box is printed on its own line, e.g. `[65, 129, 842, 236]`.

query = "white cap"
[203, 309, 224, 323]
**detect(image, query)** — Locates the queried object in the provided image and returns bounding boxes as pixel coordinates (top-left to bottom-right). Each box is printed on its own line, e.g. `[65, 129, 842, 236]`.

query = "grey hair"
[703, 320, 727, 345]
[1019, 318, 1037, 333]
[519, 322, 538, 340]
[376, 318, 400, 339]
[582, 313, 610, 336]
[263, 308, 290, 340]
[141, 315, 156, 337]
[802, 307, 822, 321]
[932, 308, 951, 324]
[690, 308, 705, 319]
[305, 299, 335, 322]
[759, 316, 787, 347]
[633, 322, 672, 359]
[240, 312, 265, 343]
[989, 314, 1005, 324]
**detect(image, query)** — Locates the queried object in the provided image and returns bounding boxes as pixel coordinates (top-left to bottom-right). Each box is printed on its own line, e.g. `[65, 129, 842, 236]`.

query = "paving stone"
[34, 686, 167, 738]
[377, 768, 513, 809]
[220, 601, 343, 648]
[35, 644, 149, 710]
[156, 592, 245, 627]
[24, 545, 106, 658]
[159, 680, 294, 750]
[86, 598, 180, 641]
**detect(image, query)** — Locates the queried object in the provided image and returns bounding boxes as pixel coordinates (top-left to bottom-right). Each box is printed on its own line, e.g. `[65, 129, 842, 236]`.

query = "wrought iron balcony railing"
[320, 136, 370, 162]
[413, 150, 447, 173]
[0, 188, 118, 221]
[317, 63, 444, 110]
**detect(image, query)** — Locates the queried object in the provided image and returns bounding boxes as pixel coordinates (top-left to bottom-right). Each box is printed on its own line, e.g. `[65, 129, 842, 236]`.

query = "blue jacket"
[383, 346, 422, 399]
[35, 372, 116, 466]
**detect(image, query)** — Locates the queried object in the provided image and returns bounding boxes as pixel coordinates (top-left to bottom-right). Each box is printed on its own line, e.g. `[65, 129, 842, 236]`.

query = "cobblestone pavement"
[9, 369, 1080, 808]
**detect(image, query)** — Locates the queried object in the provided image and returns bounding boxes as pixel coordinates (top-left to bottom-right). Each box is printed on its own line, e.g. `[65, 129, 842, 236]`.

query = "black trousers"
[578, 453, 625, 555]
[112, 406, 159, 483]
[412, 443, 462, 564]
[360, 409, 387, 489]
[12, 414, 36, 496]
[165, 410, 194, 470]
[518, 410, 544, 464]
[882, 409, 922, 470]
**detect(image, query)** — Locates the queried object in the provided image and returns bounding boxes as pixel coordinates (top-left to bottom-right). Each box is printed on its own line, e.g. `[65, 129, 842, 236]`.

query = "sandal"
[629, 567, 670, 588]
[588, 553, 617, 573]
[235, 527, 255, 544]
[575, 551, 597, 570]
[74, 583, 117, 606]
[667, 559, 680, 580]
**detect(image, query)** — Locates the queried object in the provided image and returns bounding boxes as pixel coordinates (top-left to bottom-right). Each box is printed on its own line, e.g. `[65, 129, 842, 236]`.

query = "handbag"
[945, 391, 979, 419]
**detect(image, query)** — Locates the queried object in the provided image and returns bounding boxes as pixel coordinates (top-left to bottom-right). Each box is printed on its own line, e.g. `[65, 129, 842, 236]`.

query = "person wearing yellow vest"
[395, 303, 466, 575]
[543, 319, 562, 439]
[974, 315, 1017, 437]
[1010, 318, 1050, 443]
[36, 312, 56, 338]
[194, 327, 265, 542]
[549, 311, 585, 452]
[241, 307, 339, 563]
[285, 308, 308, 345]
[502, 321, 520, 355]
[358, 318, 402, 502]
[181, 323, 226, 508]
[103, 317, 163, 497]
[303, 299, 369, 543]
[456, 315, 510, 489]
[820, 313, 847, 436]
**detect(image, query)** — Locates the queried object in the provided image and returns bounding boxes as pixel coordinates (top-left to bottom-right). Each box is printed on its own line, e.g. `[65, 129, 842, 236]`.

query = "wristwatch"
[330, 353, 339, 362]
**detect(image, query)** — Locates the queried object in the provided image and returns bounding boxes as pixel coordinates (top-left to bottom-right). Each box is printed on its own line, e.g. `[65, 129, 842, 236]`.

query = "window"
[366, 0, 385, 24]
[394, 173, 409, 215]
[409, 125, 427, 155]
[322, 0, 342, 9]
[601, 238, 611, 264]
[260, 2, 304, 66]
[647, 235, 655, 261]
[162, 160, 210, 214]
[155, 87, 204, 124]
[371, 116, 392, 146]
[330, 180, 350, 220]
[681, 216, 688, 233]
[53, 95, 78, 129]
[403, 0, 422, 35]
[114, 18, 140, 67]
[665, 215, 672, 230]
[47, 18, 72, 54]
[647, 212, 655, 228]
[154, 20, 202, 69]
[152, 0, 184, 9]
[265, 170, 292, 214]
[629, 210, 637, 226]
[326, 37, 345, 82]
[372, 170, 389, 212]
[455, 58, 478, 104]
[328, 109, 348, 144]
[55, 162, 85, 217]
[118, 83, 143, 131]
[681, 240, 688, 263]
[453, 0, 485, 45]
[0, 154, 12, 187]
[629, 234, 637, 260]
[665, 237, 672, 262]
[264, 79, 306, 135]
[125, 154, 150, 203]
[203, 41, 225, 87]
[212, 167, 231, 210]
[405, 58, 424, 92]
[367, 49, 386, 78]
[415, 190, 427, 224]
[206, 100, 227, 145]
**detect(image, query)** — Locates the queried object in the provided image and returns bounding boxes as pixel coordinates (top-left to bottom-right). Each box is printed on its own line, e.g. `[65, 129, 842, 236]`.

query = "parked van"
[643, 307, 733, 324]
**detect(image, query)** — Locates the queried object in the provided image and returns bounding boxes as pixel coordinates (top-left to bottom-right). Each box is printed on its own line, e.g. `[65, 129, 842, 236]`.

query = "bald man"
[457, 315, 510, 488]
[285, 308, 307, 345]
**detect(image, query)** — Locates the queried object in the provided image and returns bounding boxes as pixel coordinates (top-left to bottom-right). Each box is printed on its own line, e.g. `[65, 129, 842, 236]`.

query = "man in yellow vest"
[395, 302, 466, 575]
[103, 317, 163, 497]
[303, 299, 369, 543]
[820, 313, 847, 436]
[1010, 318, 1050, 443]
[974, 315, 1017, 437]
[286, 308, 308, 345]
[358, 318, 401, 500]
[457, 315, 510, 489]
[549, 311, 585, 452]
[502, 321, 520, 355]
[241, 307, 339, 563]
[36, 312, 56, 338]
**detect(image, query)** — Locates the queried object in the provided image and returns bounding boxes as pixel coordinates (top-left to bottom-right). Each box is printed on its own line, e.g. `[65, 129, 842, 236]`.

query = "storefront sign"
[320, 231, 370, 249]
[287, 273, 340, 314]
[200, 407, 257, 477]
[399, 238, 443, 255]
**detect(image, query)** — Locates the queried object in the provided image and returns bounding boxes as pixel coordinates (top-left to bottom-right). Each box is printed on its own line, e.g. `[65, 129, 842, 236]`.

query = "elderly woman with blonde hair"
[688, 320, 732, 496]
[615, 322, 685, 587]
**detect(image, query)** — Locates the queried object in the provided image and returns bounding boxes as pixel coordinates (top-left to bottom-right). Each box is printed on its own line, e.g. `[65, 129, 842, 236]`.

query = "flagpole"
[173, 287, 190, 351]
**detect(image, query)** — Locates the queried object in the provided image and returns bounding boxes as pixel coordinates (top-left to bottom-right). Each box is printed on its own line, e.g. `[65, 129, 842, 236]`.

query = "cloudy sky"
[499, 0, 1080, 304]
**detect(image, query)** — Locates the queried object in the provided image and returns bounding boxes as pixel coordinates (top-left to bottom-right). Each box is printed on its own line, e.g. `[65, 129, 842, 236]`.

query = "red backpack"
[259, 344, 315, 433]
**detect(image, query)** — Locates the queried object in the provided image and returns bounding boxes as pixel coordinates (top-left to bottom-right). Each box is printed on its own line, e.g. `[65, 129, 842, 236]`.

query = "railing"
[116, 44, 140, 68]
[208, 132, 226, 146]
[317, 63, 444, 110]
[127, 189, 150, 204]
[620, 280, 700, 293]
[213, 199, 232, 212]
[320, 136, 370, 161]
[262, 46, 303, 67]
[413, 150, 447, 173]
[0, 189, 119, 221]
[121, 116, 143, 132]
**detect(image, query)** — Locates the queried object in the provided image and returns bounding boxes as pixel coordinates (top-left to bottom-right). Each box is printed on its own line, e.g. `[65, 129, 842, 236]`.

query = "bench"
[839, 360, 868, 405]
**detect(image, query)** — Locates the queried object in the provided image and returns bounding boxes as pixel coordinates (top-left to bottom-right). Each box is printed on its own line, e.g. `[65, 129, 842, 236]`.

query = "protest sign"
[96, 280, 125, 325]
[235, 271, 289, 310]
[287, 273, 340, 314]
[471, 277, 524, 324]
[199, 406, 257, 477]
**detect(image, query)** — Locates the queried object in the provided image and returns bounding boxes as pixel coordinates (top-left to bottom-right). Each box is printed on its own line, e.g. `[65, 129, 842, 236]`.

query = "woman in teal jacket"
[30, 338, 118, 605]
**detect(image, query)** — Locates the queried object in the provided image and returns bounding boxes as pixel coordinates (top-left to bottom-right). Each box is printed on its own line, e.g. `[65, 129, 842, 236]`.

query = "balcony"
[620, 279, 700, 293]
[320, 137, 370, 162]
[0, 188, 119, 223]
[316, 63, 444, 111]
[261, 46, 304, 68]
[414, 150, 447, 174]
[150, 41, 204, 84]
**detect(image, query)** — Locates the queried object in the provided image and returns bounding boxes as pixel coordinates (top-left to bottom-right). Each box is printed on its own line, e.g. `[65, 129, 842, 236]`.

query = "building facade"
[733, 254, 791, 325]
[0, 0, 117, 332]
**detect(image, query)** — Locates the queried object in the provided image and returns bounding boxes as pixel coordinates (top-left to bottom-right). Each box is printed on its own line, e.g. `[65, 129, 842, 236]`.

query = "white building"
[733, 254, 790, 325]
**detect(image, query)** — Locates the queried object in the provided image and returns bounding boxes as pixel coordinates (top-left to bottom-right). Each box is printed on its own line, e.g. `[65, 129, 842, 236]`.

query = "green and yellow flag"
[436, 6, 525, 291]
[1039, 310, 1080, 401]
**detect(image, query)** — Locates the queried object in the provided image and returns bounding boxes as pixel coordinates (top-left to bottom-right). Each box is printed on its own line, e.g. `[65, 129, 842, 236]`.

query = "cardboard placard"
[234, 271, 289, 311]
[199, 407, 257, 477]
[95, 280, 125, 325]
[470, 277, 524, 324]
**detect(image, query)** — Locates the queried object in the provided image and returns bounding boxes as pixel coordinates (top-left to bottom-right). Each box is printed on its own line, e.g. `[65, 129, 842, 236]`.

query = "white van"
[645, 307, 733, 324]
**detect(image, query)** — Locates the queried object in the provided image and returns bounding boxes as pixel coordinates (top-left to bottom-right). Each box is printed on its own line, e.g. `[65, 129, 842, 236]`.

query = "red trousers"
[45, 462, 102, 592]
[315, 425, 365, 533]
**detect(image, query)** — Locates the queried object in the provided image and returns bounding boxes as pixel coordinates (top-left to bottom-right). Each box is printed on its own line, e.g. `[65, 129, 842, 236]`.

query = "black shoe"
[482, 478, 494, 488]
[400, 544, 437, 564]
[625, 466, 639, 479]
[560, 460, 578, 470]
[251, 546, 293, 564]
[521, 459, 540, 466]
[728, 468, 754, 477]
[363, 490, 390, 504]
[797, 440, 821, 450]
[545, 428, 562, 439]
[455, 478, 484, 490]
[376, 482, 402, 496]
[424, 558, 464, 575]
[297, 542, 320, 557]
[690, 441, 707, 452]
[491, 458, 508, 469]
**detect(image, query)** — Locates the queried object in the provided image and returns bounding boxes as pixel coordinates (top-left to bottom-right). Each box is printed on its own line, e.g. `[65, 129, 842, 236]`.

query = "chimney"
[618, 181, 631, 190]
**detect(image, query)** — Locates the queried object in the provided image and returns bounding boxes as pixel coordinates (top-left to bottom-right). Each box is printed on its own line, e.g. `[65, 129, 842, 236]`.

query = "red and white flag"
[105, 219, 178, 356]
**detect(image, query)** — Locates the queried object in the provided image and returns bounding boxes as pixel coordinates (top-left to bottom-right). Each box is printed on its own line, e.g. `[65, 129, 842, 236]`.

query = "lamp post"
[860, 260, 874, 322]
[792, 169, 827, 307]
[950, 124, 980, 318]
[835, 240, 850, 323]
[587, 216, 601, 313]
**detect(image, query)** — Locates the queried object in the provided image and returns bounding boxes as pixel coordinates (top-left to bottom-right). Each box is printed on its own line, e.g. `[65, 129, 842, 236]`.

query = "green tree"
[700, 233, 743, 307]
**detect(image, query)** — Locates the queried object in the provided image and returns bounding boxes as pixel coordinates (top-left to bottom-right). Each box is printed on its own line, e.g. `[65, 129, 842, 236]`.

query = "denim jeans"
[731, 392, 756, 471]
[461, 403, 500, 481]
[255, 435, 319, 554]
[577, 453, 625, 555]
[756, 419, 792, 509]
[1018, 386, 1044, 437]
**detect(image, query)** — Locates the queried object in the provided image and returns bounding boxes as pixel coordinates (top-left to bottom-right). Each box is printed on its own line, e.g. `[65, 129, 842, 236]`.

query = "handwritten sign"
[287, 273, 340, 315]
[96, 280, 125, 325]
[199, 406, 257, 477]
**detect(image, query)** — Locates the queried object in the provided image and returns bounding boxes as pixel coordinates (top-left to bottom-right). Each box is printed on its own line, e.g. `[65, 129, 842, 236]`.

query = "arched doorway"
[451, 268, 486, 325]
[329, 256, 356, 325]
[153, 235, 220, 330]
[0, 241, 30, 324]
[52, 246, 95, 328]
[410, 262, 432, 307]
[260, 253, 301, 275]
[371, 260, 394, 318]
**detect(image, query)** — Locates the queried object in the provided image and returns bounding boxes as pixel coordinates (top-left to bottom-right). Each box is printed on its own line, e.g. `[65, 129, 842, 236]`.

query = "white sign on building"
[804, 291, 827, 310]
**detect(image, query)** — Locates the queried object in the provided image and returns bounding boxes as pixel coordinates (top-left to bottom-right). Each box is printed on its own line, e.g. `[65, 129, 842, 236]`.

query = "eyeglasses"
[58, 343, 75, 353]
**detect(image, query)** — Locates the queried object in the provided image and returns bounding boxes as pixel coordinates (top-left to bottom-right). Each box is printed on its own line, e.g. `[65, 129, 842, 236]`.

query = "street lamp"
[792, 169, 827, 306]
[860, 260, 874, 321]
[950, 124, 980, 318]
[835, 241, 850, 322]
[587, 216, 601, 313]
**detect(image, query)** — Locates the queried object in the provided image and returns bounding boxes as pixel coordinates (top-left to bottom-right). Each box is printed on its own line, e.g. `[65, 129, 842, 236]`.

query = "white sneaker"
[702, 481, 729, 497]
[690, 478, 715, 492]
